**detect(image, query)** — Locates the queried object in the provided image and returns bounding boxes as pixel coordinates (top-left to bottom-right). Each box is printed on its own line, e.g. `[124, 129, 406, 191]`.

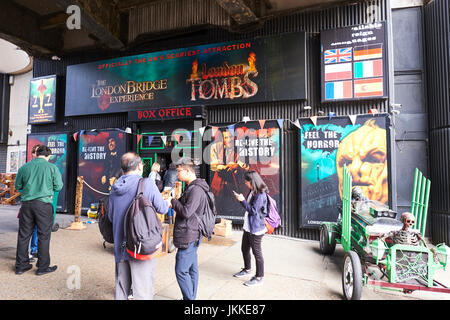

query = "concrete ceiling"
[0, 0, 362, 67]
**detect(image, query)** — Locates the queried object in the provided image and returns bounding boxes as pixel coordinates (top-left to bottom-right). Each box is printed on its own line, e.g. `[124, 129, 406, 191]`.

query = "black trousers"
[16, 200, 53, 271]
[241, 231, 264, 277]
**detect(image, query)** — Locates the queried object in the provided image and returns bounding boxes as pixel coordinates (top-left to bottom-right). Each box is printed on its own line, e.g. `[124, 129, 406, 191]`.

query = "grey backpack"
[122, 178, 162, 260]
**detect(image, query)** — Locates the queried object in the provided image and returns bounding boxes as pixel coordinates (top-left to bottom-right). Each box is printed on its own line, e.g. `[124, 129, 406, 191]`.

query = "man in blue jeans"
[170, 158, 210, 300]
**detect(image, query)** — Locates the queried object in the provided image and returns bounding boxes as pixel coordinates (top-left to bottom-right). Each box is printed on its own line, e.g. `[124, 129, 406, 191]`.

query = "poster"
[28, 75, 57, 124]
[321, 21, 387, 102]
[78, 130, 126, 213]
[26, 133, 68, 212]
[65, 32, 306, 116]
[299, 114, 390, 228]
[208, 120, 281, 223]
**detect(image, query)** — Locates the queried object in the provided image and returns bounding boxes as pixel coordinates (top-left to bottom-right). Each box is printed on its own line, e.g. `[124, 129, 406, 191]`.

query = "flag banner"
[354, 78, 383, 97]
[324, 63, 352, 81]
[298, 114, 390, 228]
[325, 80, 353, 100]
[354, 43, 383, 61]
[354, 59, 383, 78]
[321, 21, 388, 101]
[324, 47, 352, 64]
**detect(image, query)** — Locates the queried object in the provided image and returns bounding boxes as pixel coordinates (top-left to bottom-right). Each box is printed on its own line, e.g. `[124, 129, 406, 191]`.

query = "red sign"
[128, 106, 204, 122]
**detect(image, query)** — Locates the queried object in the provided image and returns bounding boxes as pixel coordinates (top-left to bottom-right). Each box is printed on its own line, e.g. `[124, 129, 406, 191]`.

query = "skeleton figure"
[384, 212, 423, 246]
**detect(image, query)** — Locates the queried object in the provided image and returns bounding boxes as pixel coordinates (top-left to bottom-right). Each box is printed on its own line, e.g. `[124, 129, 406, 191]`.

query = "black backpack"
[98, 198, 114, 248]
[194, 188, 217, 241]
[122, 178, 163, 260]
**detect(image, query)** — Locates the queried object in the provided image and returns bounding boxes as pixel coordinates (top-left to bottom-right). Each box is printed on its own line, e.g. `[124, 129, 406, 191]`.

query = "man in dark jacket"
[170, 158, 209, 300]
[108, 152, 169, 300]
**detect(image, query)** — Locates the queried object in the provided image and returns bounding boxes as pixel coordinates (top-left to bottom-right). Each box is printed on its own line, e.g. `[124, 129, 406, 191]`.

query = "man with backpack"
[108, 152, 169, 300]
[169, 157, 213, 300]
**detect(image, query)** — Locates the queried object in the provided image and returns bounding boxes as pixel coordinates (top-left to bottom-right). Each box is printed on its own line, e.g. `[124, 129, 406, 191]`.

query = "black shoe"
[36, 265, 57, 276]
[15, 264, 33, 275]
[28, 258, 35, 263]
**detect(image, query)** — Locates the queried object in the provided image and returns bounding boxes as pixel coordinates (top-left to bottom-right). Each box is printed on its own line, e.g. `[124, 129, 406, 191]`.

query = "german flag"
[354, 44, 382, 61]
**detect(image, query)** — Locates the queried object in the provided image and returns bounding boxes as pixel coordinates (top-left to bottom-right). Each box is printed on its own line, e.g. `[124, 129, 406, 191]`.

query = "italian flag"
[354, 59, 383, 78]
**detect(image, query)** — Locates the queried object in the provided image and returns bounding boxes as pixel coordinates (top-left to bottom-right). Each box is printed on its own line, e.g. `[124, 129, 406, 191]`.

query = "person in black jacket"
[170, 158, 210, 300]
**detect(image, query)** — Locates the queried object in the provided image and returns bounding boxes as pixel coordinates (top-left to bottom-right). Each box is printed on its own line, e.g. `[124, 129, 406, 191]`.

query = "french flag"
[325, 80, 353, 100]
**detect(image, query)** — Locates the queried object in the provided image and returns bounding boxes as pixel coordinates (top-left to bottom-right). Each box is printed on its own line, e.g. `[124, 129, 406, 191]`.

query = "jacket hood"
[188, 178, 210, 192]
[111, 174, 141, 196]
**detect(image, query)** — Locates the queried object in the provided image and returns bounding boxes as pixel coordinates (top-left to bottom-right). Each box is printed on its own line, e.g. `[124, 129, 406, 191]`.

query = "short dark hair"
[32, 144, 45, 155]
[121, 152, 141, 173]
[244, 170, 267, 194]
[36, 145, 52, 157]
[175, 157, 195, 173]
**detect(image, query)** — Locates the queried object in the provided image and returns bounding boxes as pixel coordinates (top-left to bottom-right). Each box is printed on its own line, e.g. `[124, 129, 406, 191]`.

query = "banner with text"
[78, 130, 126, 213]
[208, 120, 281, 223]
[299, 114, 390, 228]
[65, 32, 306, 116]
[27, 133, 68, 212]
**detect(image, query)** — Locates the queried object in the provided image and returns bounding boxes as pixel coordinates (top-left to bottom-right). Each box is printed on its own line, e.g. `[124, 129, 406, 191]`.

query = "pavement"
[0, 204, 449, 301]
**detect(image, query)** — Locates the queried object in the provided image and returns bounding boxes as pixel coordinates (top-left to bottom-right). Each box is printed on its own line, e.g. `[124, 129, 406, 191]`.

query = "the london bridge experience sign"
[65, 32, 306, 116]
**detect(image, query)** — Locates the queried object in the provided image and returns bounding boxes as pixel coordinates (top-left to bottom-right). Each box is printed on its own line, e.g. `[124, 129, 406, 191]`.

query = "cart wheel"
[320, 224, 336, 255]
[51, 223, 59, 232]
[342, 251, 363, 300]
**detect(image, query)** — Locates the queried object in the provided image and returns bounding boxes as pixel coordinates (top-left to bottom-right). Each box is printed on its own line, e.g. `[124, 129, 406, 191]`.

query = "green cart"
[319, 167, 450, 300]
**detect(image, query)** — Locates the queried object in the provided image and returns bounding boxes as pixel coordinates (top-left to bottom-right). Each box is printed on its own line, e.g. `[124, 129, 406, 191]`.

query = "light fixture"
[303, 105, 312, 110]
[318, 110, 324, 115]
[391, 103, 402, 109]
[242, 116, 251, 123]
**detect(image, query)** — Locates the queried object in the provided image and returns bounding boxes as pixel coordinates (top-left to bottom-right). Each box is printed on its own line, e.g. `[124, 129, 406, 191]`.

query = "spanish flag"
[354, 78, 383, 97]
[354, 44, 382, 61]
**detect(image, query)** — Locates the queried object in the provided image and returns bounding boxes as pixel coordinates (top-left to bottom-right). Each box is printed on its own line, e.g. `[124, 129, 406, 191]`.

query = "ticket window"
[137, 127, 203, 183]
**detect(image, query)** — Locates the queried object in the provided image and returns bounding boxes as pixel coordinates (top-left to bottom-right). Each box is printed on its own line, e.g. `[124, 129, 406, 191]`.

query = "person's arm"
[145, 179, 169, 214]
[15, 168, 23, 192]
[171, 186, 202, 219]
[52, 167, 63, 192]
[241, 193, 265, 217]
[107, 195, 114, 223]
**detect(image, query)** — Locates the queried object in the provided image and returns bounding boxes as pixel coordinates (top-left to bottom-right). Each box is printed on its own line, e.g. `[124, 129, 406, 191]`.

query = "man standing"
[170, 158, 210, 300]
[108, 152, 169, 300]
[15, 145, 63, 275]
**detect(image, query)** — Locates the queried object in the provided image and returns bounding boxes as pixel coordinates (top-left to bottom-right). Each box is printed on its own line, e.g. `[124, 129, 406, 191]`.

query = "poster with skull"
[299, 113, 390, 228]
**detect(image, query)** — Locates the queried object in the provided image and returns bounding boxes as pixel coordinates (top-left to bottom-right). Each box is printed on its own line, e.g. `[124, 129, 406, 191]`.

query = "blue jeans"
[175, 238, 201, 300]
[30, 226, 38, 254]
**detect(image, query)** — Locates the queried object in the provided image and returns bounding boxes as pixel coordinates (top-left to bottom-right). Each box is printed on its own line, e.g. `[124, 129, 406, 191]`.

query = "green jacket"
[15, 158, 63, 204]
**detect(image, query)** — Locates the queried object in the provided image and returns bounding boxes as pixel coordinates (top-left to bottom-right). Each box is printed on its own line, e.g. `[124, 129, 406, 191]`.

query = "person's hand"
[101, 176, 106, 184]
[233, 190, 245, 202]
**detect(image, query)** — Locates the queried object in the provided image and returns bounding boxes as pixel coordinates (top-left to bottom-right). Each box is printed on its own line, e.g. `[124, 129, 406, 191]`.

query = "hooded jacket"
[171, 178, 210, 248]
[108, 174, 168, 263]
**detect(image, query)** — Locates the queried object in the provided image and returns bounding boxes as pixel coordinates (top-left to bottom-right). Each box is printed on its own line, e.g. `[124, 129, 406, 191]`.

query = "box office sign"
[299, 114, 390, 228]
[65, 32, 306, 116]
[321, 21, 388, 102]
[28, 75, 57, 124]
[78, 130, 126, 213]
[26, 133, 68, 212]
[208, 120, 281, 223]
[128, 105, 204, 122]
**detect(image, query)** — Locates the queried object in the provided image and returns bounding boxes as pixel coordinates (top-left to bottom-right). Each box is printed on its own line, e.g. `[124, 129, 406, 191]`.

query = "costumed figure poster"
[26, 133, 68, 212]
[299, 114, 390, 228]
[78, 130, 126, 213]
[28, 75, 57, 124]
[208, 120, 280, 223]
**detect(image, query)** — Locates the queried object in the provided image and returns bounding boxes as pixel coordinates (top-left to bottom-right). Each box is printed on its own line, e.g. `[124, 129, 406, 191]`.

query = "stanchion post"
[67, 176, 87, 230]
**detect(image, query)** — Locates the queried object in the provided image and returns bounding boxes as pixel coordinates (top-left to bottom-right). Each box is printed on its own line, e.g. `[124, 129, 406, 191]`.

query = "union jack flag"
[324, 48, 352, 64]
